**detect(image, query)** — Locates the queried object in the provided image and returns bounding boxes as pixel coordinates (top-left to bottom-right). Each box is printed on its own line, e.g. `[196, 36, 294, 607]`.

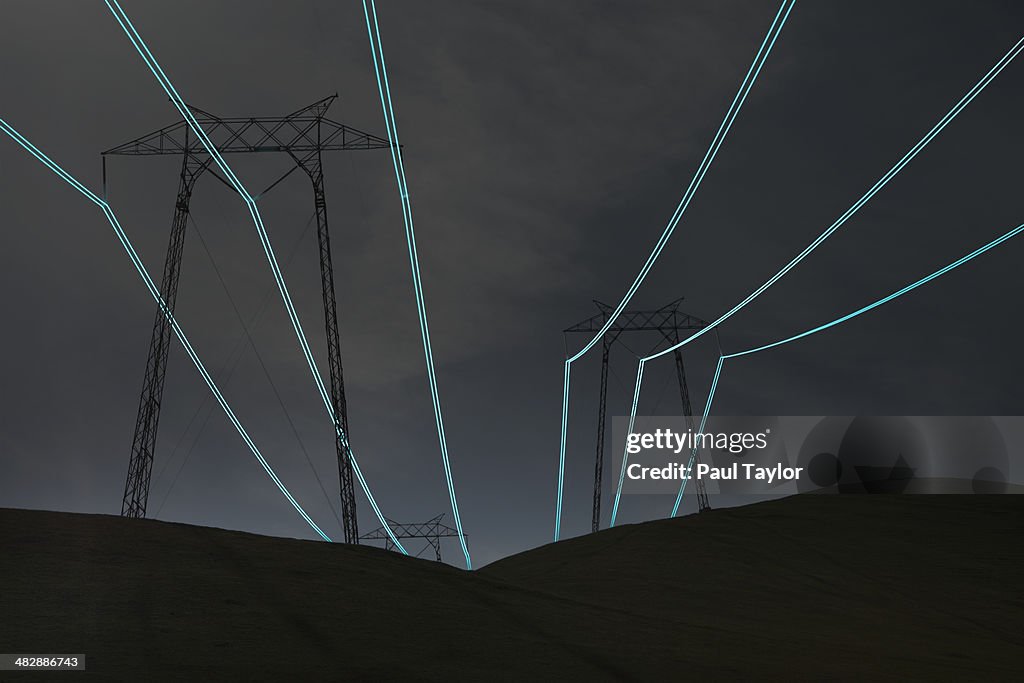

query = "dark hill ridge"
[1, 496, 1020, 681]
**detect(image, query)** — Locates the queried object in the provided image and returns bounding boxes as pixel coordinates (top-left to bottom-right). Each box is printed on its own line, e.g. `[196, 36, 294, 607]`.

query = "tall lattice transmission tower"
[565, 298, 712, 532]
[103, 95, 394, 543]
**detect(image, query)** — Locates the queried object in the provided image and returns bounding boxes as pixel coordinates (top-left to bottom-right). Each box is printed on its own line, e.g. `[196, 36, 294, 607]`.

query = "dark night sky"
[2, 1, 1024, 566]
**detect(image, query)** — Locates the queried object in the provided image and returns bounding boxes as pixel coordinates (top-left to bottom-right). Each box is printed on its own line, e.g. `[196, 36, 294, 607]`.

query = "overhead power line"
[643, 33, 1024, 364]
[362, 0, 473, 569]
[555, 0, 796, 540]
[614, 220, 1024, 522]
[610, 30, 1024, 526]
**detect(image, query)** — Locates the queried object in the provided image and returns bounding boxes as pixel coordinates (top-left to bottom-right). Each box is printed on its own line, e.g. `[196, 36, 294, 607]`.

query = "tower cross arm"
[358, 515, 462, 541]
[102, 97, 394, 157]
[564, 300, 709, 334]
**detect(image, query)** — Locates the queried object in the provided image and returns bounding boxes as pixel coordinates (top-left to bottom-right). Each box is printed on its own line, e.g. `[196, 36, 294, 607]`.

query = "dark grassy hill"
[1, 495, 1021, 681]
[485, 495, 1024, 680]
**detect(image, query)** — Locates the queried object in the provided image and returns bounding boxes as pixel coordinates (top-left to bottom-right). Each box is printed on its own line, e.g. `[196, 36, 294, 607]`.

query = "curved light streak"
[644, 33, 1024, 364]
[555, 0, 796, 540]
[362, 0, 472, 569]
[674, 220, 1024, 514]
[617, 219, 1024, 520]
[612, 33, 1024, 523]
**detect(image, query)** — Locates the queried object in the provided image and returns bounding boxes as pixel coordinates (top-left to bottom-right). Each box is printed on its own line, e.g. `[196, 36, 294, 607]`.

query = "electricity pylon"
[565, 298, 712, 533]
[104, 95, 393, 543]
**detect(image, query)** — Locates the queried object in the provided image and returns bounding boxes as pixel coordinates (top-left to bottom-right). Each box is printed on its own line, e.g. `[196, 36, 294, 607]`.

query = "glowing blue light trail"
[0, 117, 332, 541]
[644, 33, 1024, 364]
[611, 32, 1024, 525]
[361, 1, 473, 568]
[104, 0, 406, 553]
[620, 220, 1024, 522]
[673, 220, 1024, 514]
[555, 0, 796, 540]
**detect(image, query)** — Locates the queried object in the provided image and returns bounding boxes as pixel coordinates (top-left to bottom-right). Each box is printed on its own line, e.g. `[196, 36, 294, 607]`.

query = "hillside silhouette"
[1, 495, 1020, 680]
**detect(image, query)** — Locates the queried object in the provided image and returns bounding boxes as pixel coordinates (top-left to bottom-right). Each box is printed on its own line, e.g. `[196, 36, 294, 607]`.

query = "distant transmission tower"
[104, 95, 393, 543]
[565, 298, 712, 533]
[359, 515, 462, 562]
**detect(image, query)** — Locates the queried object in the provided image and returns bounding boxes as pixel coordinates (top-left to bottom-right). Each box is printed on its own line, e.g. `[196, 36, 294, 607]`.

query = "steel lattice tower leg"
[672, 347, 711, 512]
[301, 149, 359, 544]
[121, 152, 207, 518]
[429, 535, 442, 562]
[592, 339, 612, 533]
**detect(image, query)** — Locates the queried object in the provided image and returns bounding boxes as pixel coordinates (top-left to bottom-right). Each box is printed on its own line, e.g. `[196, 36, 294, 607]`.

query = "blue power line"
[616, 219, 1024, 522]
[361, 1, 473, 569]
[104, 0, 407, 553]
[608, 360, 646, 527]
[555, 0, 796, 541]
[669, 357, 724, 517]
[0, 117, 333, 542]
[672, 220, 1024, 515]
[643, 34, 1024, 365]
[612, 32, 1024, 524]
